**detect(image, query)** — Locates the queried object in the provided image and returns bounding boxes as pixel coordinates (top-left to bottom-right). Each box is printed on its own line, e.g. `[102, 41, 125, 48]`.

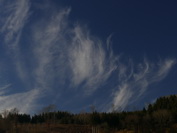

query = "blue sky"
[0, 0, 177, 114]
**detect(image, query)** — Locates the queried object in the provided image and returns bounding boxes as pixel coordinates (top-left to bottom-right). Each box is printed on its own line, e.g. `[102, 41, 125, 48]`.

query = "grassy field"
[0, 123, 136, 133]
[8, 124, 93, 133]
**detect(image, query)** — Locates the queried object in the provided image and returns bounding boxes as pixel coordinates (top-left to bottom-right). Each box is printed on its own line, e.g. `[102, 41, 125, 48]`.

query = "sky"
[0, 0, 177, 114]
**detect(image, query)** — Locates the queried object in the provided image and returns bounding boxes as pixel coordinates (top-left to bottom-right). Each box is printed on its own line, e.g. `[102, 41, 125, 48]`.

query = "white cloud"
[0, 84, 11, 95]
[32, 8, 71, 90]
[155, 59, 176, 81]
[1, 0, 30, 48]
[0, 1, 176, 113]
[69, 26, 117, 94]
[0, 89, 39, 114]
[0, 83, 38, 114]
[113, 84, 133, 110]
[0, 0, 39, 113]
[112, 58, 176, 111]
[0, 0, 30, 84]
[31, 8, 117, 95]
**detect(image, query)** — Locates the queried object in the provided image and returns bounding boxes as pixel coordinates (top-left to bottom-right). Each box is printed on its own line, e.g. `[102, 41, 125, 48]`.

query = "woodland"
[1, 95, 177, 133]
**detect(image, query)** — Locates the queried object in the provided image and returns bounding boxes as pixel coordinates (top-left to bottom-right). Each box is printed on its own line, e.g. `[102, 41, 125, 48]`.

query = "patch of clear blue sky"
[56, 0, 177, 59]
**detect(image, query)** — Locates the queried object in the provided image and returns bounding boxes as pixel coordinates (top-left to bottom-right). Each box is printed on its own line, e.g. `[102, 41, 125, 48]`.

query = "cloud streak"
[0, 88, 39, 113]
[112, 58, 176, 111]
[0, 0, 38, 113]
[0, 1, 176, 113]
[1, 0, 30, 48]
[69, 26, 117, 94]
[31, 7, 117, 96]
[0, 0, 31, 86]
[32, 8, 71, 90]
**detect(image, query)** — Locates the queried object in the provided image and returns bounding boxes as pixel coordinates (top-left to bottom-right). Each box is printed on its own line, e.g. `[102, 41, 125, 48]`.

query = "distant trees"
[1, 95, 177, 132]
[153, 109, 172, 127]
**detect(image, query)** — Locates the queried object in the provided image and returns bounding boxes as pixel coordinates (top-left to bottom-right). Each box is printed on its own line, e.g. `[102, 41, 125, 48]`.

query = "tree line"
[1, 95, 177, 132]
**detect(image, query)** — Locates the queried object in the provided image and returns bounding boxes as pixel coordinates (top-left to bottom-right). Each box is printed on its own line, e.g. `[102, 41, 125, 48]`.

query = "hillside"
[1, 95, 177, 133]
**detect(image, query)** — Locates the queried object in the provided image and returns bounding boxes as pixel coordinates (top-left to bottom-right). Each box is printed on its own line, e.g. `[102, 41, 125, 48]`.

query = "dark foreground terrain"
[1, 95, 177, 133]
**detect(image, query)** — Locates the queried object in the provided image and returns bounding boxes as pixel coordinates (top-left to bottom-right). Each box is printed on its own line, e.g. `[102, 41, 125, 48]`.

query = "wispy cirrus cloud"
[0, 1, 176, 114]
[31, 7, 117, 96]
[32, 8, 71, 90]
[111, 58, 176, 111]
[1, 0, 30, 48]
[0, 84, 11, 95]
[68, 26, 117, 94]
[31, 9, 176, 111]
[0, 0, 31, 84]
[0, 88, 39, 113]
[0, 0, 38, 113]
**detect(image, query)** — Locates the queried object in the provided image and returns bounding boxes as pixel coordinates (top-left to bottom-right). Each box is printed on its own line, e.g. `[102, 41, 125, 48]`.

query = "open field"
[3, 124, 94, 133]
[1, 123, 136, 133]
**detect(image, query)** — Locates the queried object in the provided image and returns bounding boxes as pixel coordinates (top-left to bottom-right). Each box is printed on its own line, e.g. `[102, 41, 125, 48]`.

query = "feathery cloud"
[112, 58, 176, 111]
[1, 0, 30, 48]
[69, 26, 117, 94]
[0, 0, 30, 84]
[0, 88, 39, 113]
[0, 1, 176, 113]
